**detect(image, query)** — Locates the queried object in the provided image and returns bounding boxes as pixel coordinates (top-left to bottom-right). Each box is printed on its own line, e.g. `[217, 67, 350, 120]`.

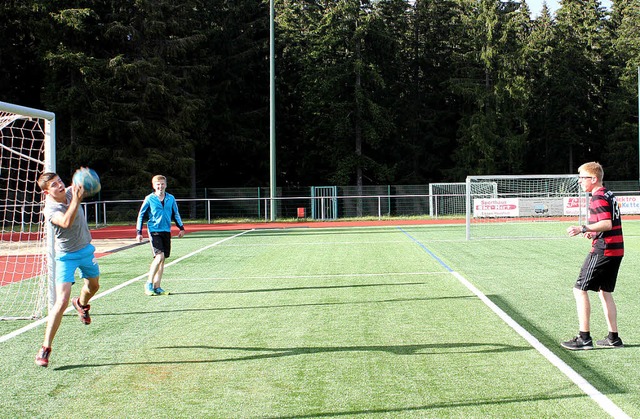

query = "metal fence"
[80, 185, 437, 226]
[6, 180, 625, 228]
[81, 193, 436, 227]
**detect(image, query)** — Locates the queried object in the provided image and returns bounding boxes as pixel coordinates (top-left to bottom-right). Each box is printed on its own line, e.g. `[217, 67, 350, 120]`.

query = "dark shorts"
[575, 253, 622, 292]
[149, 232, 172, 258]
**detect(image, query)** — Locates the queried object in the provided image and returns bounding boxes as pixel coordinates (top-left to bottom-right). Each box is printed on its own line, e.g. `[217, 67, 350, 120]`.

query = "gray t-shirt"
[43, 188, 92, 253]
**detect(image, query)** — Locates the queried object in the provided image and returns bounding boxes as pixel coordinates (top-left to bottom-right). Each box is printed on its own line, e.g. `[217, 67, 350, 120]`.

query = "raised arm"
[50, 185, 84, 229]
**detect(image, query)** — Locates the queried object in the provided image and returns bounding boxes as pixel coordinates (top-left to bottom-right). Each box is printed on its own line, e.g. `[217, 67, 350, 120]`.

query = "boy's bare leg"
[149, 253, 165, 288]
[598, 290, 618, 333]
[78, 276, 100, 306]
[573, 288, 591, 333]
[43, 282, 72, 348]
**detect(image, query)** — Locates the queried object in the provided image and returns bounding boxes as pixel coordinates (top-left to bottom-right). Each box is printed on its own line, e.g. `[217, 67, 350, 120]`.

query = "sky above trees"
[528, 0, 612, 17]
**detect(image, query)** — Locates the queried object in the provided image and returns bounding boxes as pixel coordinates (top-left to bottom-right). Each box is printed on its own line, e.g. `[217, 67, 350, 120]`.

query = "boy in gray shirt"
[35, 172, 101, 367]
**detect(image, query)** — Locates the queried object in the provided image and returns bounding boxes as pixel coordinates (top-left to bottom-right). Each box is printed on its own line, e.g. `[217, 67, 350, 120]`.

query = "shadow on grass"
[263, 393, 590, 418]
[170, 281, 434, 295]
[55, 341, 530, 370]
[97, 294, 478, 316]
[488, 294, 627, 395]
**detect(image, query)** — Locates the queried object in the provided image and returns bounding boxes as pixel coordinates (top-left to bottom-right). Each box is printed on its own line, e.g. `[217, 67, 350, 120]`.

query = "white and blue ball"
[72, 167, 101, 197]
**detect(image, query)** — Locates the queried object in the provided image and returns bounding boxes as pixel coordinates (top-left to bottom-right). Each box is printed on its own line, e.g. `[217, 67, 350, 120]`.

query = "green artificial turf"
[1, 224, 638, 418]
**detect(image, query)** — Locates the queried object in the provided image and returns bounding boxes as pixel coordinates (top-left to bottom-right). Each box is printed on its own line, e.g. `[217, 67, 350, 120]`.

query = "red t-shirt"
[589, 187, 624, 257]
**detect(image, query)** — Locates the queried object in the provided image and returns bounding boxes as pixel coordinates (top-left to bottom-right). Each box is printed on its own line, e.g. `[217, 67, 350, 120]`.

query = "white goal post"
[1, 101, 56, 320]
[465, 174, 587, 240]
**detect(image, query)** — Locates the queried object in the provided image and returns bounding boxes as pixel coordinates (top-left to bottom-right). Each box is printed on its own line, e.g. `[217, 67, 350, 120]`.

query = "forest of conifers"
[1, 0, 639, 198]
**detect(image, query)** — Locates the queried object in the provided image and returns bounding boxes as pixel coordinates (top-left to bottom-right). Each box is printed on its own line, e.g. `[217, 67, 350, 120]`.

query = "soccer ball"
[72, 167, 101, 197]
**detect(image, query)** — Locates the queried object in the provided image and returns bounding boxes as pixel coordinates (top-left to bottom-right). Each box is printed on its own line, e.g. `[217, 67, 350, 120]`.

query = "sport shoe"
[35, 346, 51, 367]
[561, 336, 593, 350]
[596, 336, 624, 348]
[154, 287, 166, 295]
[71, 297, 91, 325]
[145, 282, 155, 296]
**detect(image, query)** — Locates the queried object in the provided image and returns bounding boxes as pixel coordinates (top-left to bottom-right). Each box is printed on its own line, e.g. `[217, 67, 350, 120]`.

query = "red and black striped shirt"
[589, 187, 624, 257]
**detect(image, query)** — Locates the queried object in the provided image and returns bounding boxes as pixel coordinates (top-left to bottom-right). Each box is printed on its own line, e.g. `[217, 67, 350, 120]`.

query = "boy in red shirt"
[562, 162, 624, 350]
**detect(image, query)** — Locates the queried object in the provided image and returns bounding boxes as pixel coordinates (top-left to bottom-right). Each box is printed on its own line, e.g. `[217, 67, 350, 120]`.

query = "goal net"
[429, 182, 497, 218]
[465, 174, 587, 240]
[1, 101, 55, 320]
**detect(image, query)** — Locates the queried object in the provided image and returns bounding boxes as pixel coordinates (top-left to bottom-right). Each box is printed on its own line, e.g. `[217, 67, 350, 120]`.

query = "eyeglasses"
[578, 176, 594, 180]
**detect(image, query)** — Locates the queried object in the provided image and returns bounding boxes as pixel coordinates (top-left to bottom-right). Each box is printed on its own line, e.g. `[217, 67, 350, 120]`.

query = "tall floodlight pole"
[269, 0, 277, 221]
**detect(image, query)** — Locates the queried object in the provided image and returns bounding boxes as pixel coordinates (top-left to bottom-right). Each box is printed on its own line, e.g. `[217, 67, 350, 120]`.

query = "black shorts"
[575, 253, 622, 292]
[149, 232, 172, 258]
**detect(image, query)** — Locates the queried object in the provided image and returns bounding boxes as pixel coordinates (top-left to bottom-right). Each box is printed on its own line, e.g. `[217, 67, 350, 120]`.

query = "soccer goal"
[1, 101, 55, 320]
[465, 174, 587, 240]
[429, 182, 498, 218]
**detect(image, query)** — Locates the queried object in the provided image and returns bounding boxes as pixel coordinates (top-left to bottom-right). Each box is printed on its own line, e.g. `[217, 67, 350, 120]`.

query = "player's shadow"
[54, 341, 529, 371]
[487, 294, 628, 395]
[170, 281, 432, 295]
[97, 294, 478, 317]
[261, 392, 591, 419]
[160, 342, 529, 358]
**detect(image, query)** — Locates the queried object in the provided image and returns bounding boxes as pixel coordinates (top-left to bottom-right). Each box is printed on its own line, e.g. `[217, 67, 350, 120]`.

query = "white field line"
[222, 239, 465, 247]
[0, 230, 253, 344]
[452, 271, 630, 419]
[397, 227, 630, 418]
[171, 271, 449, 281]
[223, 240, 417, 246]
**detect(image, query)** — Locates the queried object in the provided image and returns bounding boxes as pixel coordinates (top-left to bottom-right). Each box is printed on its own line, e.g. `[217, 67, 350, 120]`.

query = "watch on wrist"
[581, 225, 587, 234]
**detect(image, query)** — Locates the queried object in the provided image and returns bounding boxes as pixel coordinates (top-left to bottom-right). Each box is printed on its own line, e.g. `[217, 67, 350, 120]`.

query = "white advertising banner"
[564, 195, 640, 215]
[473, 198, 519, 217]
[563, 197, 588, 216]
[617, 195, 640, 215]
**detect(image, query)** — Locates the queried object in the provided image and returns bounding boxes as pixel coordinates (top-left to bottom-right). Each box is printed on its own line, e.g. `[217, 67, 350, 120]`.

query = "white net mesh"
[0, 110, 49, 320]
[465, 175, 586, 240]
[429, 182, 498, 218]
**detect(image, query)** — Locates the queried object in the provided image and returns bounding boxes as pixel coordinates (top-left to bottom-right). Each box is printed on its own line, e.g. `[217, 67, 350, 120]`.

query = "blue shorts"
[55, 244, 100, 284]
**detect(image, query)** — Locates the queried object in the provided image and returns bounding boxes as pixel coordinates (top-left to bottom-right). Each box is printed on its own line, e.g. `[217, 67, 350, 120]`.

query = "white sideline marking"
[0, 230, 252, 344]
[173, 271, 449, 281]
[398, 227, 630, 418]
[452, 271, 630, 419]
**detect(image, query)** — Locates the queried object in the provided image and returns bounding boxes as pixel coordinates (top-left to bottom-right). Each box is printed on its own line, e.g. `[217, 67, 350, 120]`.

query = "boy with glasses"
[562, 162, 624, 350]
